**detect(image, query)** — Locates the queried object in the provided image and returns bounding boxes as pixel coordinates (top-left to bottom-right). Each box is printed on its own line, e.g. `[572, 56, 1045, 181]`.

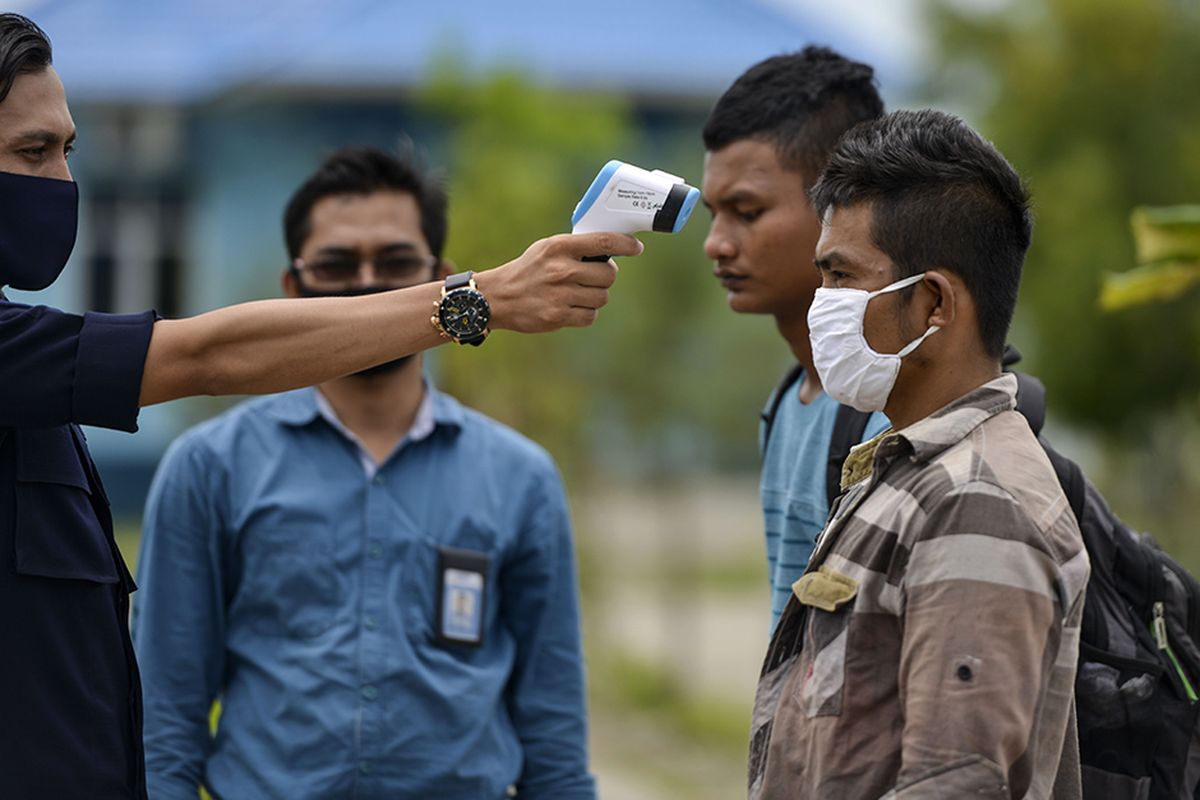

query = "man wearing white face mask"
[748, 109, 1088, 800]
[807, 271, 942, 412]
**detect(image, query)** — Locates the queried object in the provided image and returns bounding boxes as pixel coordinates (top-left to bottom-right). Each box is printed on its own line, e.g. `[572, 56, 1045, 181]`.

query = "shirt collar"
[892, 373, 1019, 464]
[313, 388, 439, 445]
[841, 427, 892, 492]
[267, 377, 465, 434]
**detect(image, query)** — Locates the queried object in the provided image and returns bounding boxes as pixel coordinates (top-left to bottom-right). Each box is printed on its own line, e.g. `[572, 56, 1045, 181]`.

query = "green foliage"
[589, 652, 751, 753]
[419, 65, 786, 478]
[1130, 205, 1200, 265]
[419, 64, 630, 478]
[1102, 206, 1200, 310]
[927, 0, 1200, 435]
[1101, 260, 1200, 311]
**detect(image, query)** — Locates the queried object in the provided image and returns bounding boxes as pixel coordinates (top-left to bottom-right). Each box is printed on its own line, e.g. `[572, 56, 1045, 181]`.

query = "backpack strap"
[1013, 371, 1048, 437]
[1040, 435, 1086, 523]
[1001, 344, 1048, 437]
[761, 362, 805, 456]
[760, 363, 872, 509]
[827, 404, 872, 508]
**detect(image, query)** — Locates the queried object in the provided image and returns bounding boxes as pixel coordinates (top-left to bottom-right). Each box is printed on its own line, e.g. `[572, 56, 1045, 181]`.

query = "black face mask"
[292, 277, 413, 377]
[0, 170, 80, 291]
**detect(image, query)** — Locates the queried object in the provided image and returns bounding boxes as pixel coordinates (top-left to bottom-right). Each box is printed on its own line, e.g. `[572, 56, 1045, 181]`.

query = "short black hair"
[283, 145, 448, 260]
[810, 109, 1033, 360]
[0, 13, 52, 105]
[703, 46, 884, 186]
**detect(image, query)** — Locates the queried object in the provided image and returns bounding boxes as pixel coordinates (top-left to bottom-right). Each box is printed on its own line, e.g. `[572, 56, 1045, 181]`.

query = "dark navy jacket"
[0, 293, 155, 799]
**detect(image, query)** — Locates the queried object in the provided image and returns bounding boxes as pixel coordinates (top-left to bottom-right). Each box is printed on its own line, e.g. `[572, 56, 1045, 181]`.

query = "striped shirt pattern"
[748, 374, 1089, 799]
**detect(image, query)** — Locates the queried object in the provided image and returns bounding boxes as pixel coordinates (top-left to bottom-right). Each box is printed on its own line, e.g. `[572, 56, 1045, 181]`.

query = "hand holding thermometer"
[571, 160, 700, 259]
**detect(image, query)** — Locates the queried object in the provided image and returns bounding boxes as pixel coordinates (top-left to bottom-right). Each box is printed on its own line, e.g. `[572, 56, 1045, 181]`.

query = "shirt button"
[364, 614, 379, 630]
[369, 544, 383, 559]
[359, 761, 370, 775]
[373, 474, 384, 486]
[362, 685, 378, 701]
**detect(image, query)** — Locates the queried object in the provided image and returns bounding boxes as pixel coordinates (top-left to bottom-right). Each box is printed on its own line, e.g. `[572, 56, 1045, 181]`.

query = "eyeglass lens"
[305, 254, 433, 284]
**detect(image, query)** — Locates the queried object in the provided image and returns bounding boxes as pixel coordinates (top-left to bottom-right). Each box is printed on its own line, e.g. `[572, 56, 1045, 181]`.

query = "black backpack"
[1040, 430, 1200, 799]
[762, 352, 1200, 799]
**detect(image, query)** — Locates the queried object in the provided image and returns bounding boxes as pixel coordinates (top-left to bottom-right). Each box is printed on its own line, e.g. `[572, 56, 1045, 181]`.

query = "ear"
[434, 258, 455, 282]
[281, 267, 301, 298]
[922, 270, 957, 329]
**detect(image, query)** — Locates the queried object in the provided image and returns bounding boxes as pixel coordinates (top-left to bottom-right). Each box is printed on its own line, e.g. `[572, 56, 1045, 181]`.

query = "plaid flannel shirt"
[748, 374, 1089, 799]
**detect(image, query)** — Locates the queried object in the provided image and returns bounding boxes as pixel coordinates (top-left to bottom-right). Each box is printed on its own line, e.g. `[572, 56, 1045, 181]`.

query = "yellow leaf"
[1131, 205, 1200, 264]
[1100, 260, 1200, 311]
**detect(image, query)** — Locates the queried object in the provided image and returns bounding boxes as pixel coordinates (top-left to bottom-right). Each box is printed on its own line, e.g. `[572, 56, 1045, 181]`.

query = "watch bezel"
[437, 285, 491, 339]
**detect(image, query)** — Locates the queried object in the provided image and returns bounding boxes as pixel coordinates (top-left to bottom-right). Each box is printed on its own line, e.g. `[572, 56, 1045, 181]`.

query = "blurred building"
[9, 0, 910, 513]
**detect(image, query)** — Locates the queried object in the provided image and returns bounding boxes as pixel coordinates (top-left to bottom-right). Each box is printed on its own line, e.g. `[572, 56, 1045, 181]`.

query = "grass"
[589, 650, 751, 754]
[659, 553, 765, 594]
[113, 519, 142, 573]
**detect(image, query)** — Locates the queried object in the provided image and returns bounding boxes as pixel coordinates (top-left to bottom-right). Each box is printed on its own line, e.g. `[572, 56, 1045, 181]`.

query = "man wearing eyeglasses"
[132, 147, 597, 800]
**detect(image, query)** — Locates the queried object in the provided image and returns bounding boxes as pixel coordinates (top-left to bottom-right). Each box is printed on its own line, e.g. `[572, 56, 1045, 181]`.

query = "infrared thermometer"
[571, 160, 700, 236]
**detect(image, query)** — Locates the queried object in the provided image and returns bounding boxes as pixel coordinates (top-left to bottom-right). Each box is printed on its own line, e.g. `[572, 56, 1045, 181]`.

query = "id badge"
[436, 546, 489, 647]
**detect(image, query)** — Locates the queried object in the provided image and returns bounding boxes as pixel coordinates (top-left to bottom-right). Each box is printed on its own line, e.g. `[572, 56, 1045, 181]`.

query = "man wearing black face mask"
[0, 14, 636, 800]
[131, 148, 598, 800]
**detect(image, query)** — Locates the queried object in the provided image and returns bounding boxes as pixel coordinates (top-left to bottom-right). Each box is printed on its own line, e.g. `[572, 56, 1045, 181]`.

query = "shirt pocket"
[404, 519, 499, 656]
[13, 427, 118, 584]
[238, 526, 341, 639]
[793, 566, 858, 717]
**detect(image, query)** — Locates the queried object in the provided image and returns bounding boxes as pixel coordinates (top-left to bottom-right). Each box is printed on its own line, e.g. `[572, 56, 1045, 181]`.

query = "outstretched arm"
[140, 232, 641, 406]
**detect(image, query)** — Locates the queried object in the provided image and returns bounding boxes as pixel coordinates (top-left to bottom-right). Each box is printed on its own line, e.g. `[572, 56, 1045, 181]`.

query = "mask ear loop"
[868, 271, 927, 299]
[897, 325, 941, 357]
[869, 271, 940, 357]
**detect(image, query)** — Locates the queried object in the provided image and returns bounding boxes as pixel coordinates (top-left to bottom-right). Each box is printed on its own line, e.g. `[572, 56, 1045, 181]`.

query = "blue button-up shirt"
[132, 385, 595, 800]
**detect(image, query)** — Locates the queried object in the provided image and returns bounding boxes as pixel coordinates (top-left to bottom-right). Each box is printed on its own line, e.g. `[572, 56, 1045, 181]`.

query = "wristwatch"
[431, 271, 490, 346]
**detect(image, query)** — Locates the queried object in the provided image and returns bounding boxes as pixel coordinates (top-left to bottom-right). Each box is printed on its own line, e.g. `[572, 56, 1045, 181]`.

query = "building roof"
[22, 0, 910, 103]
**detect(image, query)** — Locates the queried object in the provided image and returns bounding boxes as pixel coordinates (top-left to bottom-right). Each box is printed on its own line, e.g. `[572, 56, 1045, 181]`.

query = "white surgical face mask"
[807, 272, 940, 412]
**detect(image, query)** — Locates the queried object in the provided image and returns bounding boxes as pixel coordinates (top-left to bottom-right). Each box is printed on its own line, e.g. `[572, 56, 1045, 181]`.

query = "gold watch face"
[438, 287, 490, 339]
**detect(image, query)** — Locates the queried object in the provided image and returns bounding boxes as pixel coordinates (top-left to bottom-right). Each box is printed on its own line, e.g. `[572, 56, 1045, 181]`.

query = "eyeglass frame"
[288, 251, 441, 290]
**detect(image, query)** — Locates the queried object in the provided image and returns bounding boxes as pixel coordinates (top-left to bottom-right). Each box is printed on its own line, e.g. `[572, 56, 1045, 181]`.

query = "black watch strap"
[444, 271, 474, 291]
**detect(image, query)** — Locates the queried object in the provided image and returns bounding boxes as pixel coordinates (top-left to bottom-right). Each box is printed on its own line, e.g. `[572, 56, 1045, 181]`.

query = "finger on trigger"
[577, 261, 617, 288]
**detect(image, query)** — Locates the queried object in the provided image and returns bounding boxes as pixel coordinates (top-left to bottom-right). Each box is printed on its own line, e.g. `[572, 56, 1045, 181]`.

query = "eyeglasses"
[291, 252, 438, 287]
